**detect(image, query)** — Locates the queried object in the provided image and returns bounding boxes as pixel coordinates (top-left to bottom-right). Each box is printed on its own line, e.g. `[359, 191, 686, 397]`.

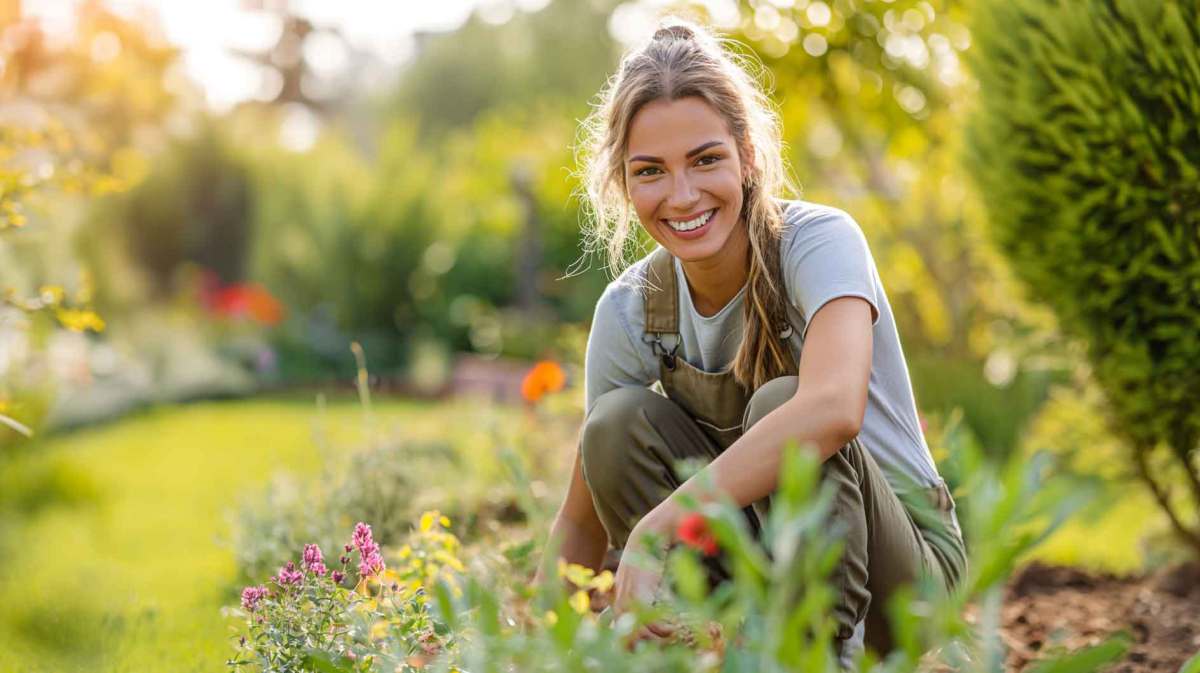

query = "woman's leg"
[579, 386, 729, 551]
[742, 376, 871, 654]
[742, 376, 967, 656]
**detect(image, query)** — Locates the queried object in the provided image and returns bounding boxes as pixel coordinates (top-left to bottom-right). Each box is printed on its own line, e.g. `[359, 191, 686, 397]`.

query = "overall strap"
[642, 246, 680, 367]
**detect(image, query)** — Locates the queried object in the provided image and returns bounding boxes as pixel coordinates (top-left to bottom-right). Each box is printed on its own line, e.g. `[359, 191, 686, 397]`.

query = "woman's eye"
[635, 155, 720, 177]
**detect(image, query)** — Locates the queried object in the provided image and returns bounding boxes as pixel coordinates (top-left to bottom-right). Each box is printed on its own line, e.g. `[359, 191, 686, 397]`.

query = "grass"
[0, 394, 1170, 672]
[0, 396, 442, 673]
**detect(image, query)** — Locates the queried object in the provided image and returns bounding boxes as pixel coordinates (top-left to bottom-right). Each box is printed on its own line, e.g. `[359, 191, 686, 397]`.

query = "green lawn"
[0, 396, 1165, 672]
[0, 396, 439, 673]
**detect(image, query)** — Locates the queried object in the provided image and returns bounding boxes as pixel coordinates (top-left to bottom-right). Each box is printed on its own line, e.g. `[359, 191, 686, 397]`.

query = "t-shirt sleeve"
[583, 286, 653, 416]
[784, 208, 881, 338]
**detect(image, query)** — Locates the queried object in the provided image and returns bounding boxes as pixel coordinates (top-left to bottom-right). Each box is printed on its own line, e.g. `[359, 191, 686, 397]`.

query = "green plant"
[966, 0, 1200, 554]
[229, 411, 1131, 673]
[228, 519, 460, 673]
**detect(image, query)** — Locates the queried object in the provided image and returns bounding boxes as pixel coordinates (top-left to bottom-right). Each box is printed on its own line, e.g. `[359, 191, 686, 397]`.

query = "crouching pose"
[536, 18, 966, 662]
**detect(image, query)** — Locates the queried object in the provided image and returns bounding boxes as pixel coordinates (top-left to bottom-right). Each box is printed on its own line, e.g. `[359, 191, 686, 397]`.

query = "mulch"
[999, 562, 1200, 672]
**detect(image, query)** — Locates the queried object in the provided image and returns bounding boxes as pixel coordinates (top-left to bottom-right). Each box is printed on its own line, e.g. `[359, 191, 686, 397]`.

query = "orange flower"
[676, 512, 719, 556]
[521, 360, 566, 404]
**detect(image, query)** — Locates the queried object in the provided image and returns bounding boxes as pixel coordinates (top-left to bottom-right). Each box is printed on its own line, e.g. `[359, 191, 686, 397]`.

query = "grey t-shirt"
[583, 198, 942, 493]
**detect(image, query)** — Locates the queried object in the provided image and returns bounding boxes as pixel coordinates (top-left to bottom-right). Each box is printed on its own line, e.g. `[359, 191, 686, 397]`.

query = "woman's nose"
[667, 173, 700, 209]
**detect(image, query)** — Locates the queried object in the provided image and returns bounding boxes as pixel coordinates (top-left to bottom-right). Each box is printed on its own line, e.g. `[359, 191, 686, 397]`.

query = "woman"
[536, 19, 966, 659]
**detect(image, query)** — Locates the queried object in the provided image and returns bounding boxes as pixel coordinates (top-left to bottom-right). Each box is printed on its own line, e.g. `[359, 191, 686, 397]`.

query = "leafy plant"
[966, 0, 1200, 554]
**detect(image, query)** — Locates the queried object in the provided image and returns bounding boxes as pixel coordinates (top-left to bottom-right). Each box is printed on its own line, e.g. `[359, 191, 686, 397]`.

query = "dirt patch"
[1000, 562, 1200, 672]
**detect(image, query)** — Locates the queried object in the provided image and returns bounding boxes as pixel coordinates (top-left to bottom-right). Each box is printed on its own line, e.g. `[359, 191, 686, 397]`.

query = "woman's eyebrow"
[628, 140, 726, 164]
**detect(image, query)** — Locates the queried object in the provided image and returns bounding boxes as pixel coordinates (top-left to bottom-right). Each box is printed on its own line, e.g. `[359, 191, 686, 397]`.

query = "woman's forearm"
[648, 389, 859, 529]
[535, 511, 609, 584]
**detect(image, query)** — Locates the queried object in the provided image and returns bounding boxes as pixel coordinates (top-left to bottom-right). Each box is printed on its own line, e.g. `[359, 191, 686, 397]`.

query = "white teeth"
[666, 209, 715, 232]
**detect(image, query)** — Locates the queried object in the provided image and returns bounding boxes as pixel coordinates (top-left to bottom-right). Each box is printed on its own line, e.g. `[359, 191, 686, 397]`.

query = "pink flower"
[303, 543, 327, 576]
[241, 585, 268, 612]
[358, 554, 384, 578]
[274, 561, 304, 586]
[332, 570, 345, 584]
[352, 522, 386, 578]
[352, 523, 377, 555]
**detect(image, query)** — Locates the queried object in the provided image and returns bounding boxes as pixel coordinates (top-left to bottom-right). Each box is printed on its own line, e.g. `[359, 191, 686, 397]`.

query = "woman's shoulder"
[777, 197, 874, 263]
[591, 250, 656, 334]
[777, 197, 864, 239]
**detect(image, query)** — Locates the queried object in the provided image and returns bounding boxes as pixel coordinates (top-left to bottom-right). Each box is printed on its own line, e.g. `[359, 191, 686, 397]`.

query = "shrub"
[966, 0, 1200, 554]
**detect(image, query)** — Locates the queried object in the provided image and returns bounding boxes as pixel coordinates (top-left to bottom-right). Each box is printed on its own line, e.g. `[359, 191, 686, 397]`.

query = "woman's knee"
[742, 375, 799, 432]
[580, 387, 667, 495]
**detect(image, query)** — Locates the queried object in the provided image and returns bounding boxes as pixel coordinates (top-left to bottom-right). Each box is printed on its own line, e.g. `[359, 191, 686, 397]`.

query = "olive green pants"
[579, 377, 967, 655]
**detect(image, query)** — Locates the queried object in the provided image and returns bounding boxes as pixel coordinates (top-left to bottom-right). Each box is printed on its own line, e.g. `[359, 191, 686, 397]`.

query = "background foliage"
[967, 0, 1200, 553]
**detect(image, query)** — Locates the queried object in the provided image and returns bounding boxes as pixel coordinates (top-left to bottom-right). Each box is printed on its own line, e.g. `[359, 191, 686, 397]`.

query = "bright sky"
[26, 0, 553, 110]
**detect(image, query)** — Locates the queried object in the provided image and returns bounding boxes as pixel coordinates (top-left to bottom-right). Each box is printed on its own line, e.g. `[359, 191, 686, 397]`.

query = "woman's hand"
[613, 508, 681, 642]
[612, 536, 666, 615]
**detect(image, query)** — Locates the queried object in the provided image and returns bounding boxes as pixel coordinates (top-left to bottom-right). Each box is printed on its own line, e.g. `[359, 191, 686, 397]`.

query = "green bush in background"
[967, 0, 1200, 554]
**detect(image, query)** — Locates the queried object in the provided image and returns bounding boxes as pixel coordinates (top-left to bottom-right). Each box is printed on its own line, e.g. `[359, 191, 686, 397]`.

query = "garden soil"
[997, 562, 1200, 672]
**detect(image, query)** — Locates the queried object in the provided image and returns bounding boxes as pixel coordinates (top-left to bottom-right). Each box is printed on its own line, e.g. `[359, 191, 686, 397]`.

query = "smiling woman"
[537, 17, 967, 665]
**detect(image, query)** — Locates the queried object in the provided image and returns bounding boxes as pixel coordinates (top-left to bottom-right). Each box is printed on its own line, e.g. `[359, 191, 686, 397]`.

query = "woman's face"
[625, 96, 750, 264]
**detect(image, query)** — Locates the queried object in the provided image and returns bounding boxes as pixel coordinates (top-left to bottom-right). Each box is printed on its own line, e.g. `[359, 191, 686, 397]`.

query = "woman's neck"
[678, 223, 751, 317]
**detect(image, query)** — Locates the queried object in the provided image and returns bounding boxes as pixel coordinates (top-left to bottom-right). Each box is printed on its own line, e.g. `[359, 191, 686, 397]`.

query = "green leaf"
[1178, 649, 1200, 673]
[302, 650, 356, 673]
[1025, 634, 1130, 673]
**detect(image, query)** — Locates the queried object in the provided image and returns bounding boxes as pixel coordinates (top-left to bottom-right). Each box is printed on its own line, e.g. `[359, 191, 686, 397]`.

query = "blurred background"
[0, 0, 1193, 670]
[0, 0, 1051, 442]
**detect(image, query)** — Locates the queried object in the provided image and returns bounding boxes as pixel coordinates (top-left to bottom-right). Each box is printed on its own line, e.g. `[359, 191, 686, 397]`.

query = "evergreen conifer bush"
[966, 0, 1200, 554]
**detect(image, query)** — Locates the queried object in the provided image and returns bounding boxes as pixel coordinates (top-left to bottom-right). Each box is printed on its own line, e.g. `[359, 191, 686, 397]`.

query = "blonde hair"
[574, 18, 800, 391]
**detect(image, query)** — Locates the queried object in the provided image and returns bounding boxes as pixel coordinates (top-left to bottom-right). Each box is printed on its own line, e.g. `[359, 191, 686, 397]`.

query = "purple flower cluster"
[241, 585, 268, 612]
[239, 522, 384, 620]
[303, 543, 328, 576]
[274, 561, 304, 586]
[352, 522, 385, 578]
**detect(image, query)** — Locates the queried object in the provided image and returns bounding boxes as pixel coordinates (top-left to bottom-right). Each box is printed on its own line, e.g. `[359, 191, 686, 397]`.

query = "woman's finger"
[643, 621, 677, 638]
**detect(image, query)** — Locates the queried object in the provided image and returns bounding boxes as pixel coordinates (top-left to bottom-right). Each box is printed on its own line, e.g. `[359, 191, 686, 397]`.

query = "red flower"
[202, 280, 285, 326]
[676, 512, 719, 556]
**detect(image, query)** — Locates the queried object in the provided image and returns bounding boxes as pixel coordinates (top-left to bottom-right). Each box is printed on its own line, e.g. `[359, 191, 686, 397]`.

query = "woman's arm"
[641, 295, 874, 532]
[534, 446, 609, 584]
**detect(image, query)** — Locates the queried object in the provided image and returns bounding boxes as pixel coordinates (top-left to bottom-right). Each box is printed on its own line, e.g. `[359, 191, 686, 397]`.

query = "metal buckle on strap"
[651, 333, 679, 370]
[929, 480, 954, 512]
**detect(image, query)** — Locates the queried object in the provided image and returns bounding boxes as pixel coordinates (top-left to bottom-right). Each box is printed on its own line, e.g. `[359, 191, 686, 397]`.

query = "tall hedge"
[966, 0, 1200, 553]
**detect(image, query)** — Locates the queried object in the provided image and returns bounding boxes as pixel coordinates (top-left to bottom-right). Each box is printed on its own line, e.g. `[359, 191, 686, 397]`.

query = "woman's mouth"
[662, 208, 717, 239]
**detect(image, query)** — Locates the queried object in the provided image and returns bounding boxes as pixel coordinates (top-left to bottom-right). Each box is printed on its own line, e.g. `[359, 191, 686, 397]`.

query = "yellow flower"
[569, 590, 590, 615]
[419, 510, 443, 533]
[544, 610, 559, 626]
[369, 619, 390, 641]
[557, 559, 595, 588]
[398, 545, 412, 560]
[589, 570, 615, 593]
[39, 285, 65, 306]
[55, 308, 105, 333]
